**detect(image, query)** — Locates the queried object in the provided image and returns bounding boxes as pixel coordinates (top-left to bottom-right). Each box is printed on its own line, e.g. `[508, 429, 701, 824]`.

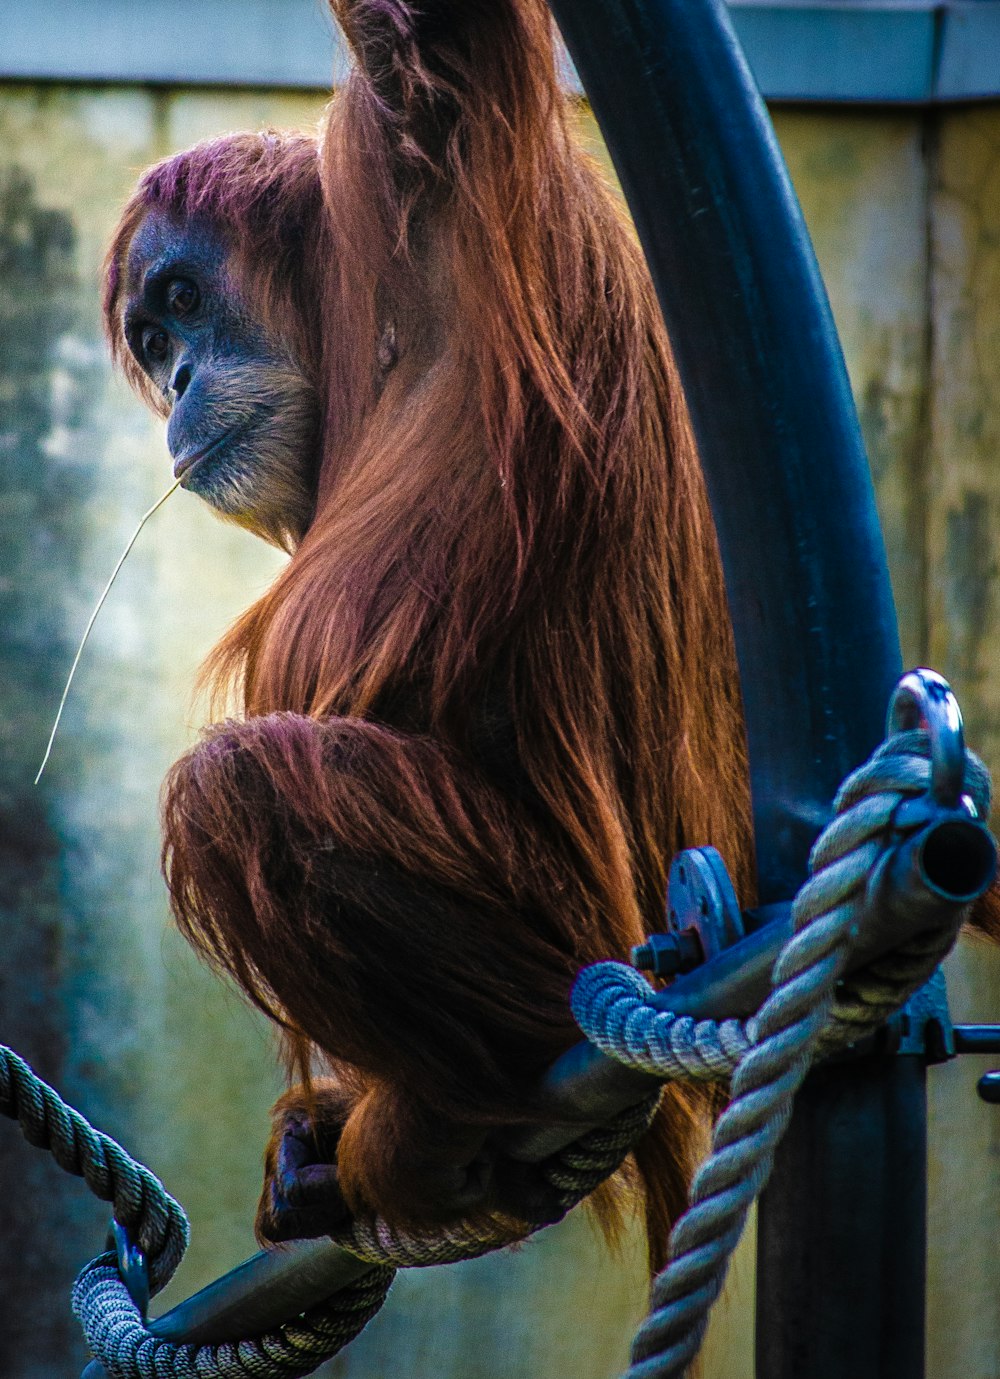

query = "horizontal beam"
[737, 1, 1000, 104]
[3, 2, 1000, 103]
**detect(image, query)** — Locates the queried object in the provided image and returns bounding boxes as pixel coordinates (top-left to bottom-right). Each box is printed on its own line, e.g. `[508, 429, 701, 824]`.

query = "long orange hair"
[106, 0, 756, 1269]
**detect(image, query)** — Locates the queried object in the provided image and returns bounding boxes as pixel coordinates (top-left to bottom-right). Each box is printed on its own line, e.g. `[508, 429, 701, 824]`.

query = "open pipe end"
[977, 1071, 1000, 1104]
[918, 818, 998, 904]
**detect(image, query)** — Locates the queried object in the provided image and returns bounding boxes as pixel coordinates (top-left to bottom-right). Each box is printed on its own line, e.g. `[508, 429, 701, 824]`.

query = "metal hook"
[886, 668, 969, 813]
[108, 1219, 150, 1320]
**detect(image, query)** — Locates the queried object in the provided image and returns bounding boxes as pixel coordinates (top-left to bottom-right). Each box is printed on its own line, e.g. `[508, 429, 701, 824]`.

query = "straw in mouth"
[34, 473, 186, 784]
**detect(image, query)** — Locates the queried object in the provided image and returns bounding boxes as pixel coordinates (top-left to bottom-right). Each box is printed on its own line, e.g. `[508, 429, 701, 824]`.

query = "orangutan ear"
[377, 321, 398, 373]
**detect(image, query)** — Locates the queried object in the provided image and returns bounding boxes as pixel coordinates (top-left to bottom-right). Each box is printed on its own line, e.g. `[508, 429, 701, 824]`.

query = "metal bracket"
[634, 841, 977, 1073]
[108, 1219, 150, 1320]
[632, 845, 744, 979]
[885, 970, 955, 1063]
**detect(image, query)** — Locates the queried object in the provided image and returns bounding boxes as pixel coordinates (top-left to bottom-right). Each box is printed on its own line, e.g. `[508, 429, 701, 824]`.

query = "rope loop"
[2, 1040, 657, 1375]
[2, 730, 991, 1378]
[68, 1092, 658, 1376]
[571, 730, 992, 1379]
[71, 1252, 395, 1379]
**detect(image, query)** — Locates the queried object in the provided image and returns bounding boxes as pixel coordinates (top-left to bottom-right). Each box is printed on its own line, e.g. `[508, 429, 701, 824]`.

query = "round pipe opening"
[919, 820, 997, 903]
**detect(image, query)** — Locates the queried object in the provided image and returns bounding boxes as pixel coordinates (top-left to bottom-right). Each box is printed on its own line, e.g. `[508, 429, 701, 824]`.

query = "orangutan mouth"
[173, 429, 235, 483]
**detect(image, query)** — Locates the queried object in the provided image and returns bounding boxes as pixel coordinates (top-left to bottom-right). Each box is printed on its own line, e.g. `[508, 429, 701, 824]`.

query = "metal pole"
[544, 0, 908, 1372]
[756, 1056, 927, 1379]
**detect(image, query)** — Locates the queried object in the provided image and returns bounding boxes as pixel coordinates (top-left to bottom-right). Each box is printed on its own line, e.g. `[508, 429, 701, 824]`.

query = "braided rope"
[69, 1096, 656, 1377]
[0, 1046, 188, 1291]
[571, 733, 992, 1379]
[0, 1030, 654, 1377]
[72, 1254, 395, 1379]
[0, 1049, 397, 1376]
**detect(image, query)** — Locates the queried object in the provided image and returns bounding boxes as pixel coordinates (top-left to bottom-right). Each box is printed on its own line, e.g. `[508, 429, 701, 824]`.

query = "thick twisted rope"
[72, 1254, 396, 1379]
[571, 732, 991, 1379]
[70, 1095, 655, 1378]
[0, 1046, 395, 1376]
[0, 1046, 189, 1292]
[0, 1029, 655, 1377]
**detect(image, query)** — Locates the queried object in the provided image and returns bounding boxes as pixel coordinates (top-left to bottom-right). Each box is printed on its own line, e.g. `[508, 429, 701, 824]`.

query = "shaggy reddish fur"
[103, 0, 999, 1273]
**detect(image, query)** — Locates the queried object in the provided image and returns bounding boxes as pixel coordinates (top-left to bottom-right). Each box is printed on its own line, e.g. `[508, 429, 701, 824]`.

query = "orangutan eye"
[167, 278, 200, 317]
[142, 327, 169, 365]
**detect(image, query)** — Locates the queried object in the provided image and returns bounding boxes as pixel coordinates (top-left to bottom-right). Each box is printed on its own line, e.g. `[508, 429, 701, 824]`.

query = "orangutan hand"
[256, 1077, 572, 1243]
[255, 1082, 354, 1244]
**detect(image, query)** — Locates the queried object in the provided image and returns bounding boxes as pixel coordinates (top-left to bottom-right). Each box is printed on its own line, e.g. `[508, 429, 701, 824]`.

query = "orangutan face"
[122, 207, 321, 551]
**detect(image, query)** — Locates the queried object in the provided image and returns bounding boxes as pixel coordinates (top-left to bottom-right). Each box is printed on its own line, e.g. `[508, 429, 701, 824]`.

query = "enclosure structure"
[1, 3, 1000, 1377]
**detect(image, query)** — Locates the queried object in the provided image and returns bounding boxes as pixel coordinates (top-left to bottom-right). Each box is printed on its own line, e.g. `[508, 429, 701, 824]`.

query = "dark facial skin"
[122, 208, 321, 550]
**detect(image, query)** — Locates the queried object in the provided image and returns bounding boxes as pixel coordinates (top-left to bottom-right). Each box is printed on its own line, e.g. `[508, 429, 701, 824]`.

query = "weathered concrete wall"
[924, 107, 1000, 1379]
[0, 86, 295, 1375]
[0, 81, 998, 1379]
[768, 107, 1000, 1379]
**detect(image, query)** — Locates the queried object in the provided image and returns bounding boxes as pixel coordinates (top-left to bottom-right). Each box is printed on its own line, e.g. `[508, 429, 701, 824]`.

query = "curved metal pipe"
[549, 0, 902, 904]
[641, 813, 998, 1026]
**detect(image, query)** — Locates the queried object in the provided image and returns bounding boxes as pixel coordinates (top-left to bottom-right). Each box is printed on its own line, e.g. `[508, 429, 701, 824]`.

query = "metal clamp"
[108, 1219, 150, 1320]
[889, 971, 954, 1062]
[632, 845, 744, 979]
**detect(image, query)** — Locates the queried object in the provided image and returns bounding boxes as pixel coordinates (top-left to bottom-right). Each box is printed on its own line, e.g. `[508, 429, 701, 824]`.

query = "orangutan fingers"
[264, 1157, 352, 1241]
[274, 1116, 348, 1202]
[276, 1142, 331, 1195]
[278, 1160, 344, 1207]
[258, 1191, 349, 1243]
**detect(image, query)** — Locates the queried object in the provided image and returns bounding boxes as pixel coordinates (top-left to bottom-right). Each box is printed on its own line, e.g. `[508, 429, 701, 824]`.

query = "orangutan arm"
[162, 712, 587, 1234]
[329, 0, 560, 173]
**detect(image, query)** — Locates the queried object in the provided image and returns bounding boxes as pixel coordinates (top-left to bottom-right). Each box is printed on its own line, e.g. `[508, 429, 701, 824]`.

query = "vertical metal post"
[756, 1056, 927, 1378]
[546, 0, 914, 1371]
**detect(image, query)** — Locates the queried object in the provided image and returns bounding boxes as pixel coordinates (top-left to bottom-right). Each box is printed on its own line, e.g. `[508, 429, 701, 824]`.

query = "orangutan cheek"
[205, 429, 318, 549]
[172, 361, 321, 547]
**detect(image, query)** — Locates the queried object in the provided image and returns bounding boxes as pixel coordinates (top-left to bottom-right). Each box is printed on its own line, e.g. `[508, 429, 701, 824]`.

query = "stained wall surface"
[0, 78, 998, 1379]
